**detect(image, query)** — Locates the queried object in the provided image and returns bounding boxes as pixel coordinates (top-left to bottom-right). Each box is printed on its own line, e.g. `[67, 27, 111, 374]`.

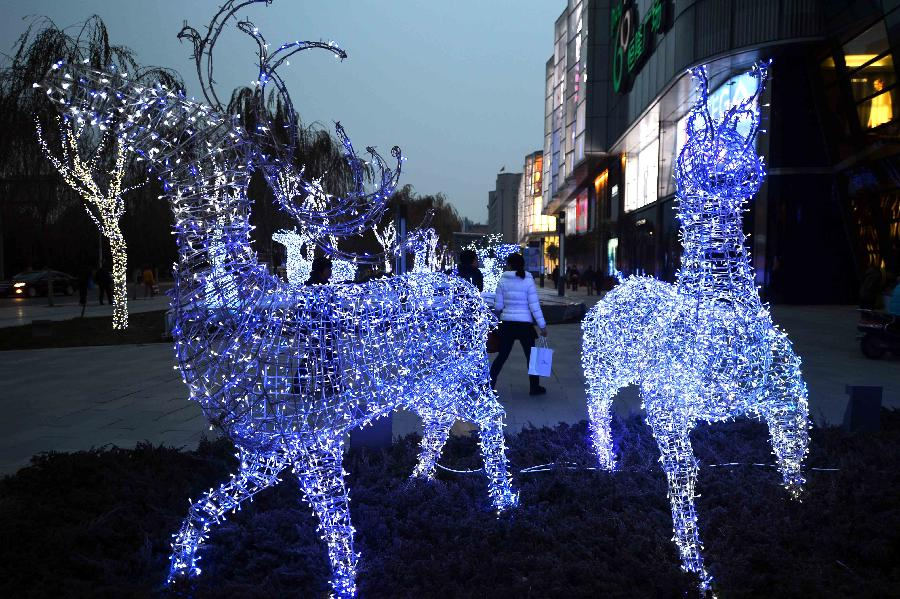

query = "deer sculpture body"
[41, 8, 517, 596]
[581, 62, 810, 593]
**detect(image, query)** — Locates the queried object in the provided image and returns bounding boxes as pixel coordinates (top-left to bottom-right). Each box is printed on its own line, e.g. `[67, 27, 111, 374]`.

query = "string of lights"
[434, 461, 839, 475]
[581, 61, 810, 594]
[36, 117, 141, 329]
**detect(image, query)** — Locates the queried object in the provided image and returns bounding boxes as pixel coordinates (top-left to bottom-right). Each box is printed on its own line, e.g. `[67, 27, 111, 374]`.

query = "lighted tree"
[36, 117, 140, 329]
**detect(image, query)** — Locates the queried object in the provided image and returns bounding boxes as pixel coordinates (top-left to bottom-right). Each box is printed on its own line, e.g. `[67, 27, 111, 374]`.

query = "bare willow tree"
[36, 118, 141, 328]
[0, 16, 181, 281]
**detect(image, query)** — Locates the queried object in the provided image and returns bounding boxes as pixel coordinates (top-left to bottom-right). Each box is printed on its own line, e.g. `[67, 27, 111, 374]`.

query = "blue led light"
[582, 61, 810, 593]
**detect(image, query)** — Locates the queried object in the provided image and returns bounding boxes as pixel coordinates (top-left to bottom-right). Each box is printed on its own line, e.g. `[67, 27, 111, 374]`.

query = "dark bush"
[1, 413, 897, 598]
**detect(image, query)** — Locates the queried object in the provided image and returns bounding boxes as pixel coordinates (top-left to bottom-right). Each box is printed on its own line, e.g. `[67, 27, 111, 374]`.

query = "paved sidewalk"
[0, 291, 171, 328]
[1, 304, 897, 475]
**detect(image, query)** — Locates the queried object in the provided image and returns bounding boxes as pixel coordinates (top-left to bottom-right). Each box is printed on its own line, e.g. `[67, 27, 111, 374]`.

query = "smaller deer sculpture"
[581, 61, 810, 593]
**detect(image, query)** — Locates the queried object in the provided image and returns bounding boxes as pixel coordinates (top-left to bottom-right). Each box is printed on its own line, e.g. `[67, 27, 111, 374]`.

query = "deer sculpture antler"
[237, 20, 402, 253]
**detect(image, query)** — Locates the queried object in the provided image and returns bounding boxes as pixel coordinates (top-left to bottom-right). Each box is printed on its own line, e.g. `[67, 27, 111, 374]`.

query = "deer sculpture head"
[675, 60, 769, 212]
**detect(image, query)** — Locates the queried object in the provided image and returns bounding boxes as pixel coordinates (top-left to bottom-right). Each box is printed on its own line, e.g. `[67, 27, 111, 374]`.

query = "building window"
[576, 190, 589, 233]
[625, 138, 659, 212]
[837, 19, 899, 130]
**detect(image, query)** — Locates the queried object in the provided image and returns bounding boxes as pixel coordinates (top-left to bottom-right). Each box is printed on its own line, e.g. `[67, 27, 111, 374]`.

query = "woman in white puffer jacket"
[490, 253, 548, 395]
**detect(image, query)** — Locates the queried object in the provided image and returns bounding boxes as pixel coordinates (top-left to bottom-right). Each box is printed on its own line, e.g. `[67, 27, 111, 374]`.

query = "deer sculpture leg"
[763, 332, 811, 497]
[646, 404, 713, 592]
[293, 437, 357, 599]
[472, 383, 519, 512]
[581, 306, 635, 472]
[168, 446, 289, 582]
[585, 375, 625, 471]
[411, 409, 456, 480]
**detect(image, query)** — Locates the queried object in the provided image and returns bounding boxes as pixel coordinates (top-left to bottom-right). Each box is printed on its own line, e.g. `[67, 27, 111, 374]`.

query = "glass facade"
[518, 152, 556, 243]
[543, 0, 588, 212]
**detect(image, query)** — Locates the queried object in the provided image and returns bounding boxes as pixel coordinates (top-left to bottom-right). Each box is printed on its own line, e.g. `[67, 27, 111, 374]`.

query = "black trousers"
[98, 284, 113, 304]
[490, 321, 540, 391]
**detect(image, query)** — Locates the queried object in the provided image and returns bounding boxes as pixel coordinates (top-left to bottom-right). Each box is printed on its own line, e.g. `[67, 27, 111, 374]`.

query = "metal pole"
[557, 211, 566, 297]
[395, 204, 407, 275]
[0, 209, 4, 281]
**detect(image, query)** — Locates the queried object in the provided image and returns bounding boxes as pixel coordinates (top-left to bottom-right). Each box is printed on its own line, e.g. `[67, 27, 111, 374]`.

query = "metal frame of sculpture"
[581, 61, 810, 593]
[39, 3, 517, 597]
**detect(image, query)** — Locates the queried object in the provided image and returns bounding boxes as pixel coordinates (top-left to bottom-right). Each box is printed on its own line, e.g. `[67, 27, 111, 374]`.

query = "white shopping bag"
[528, 337, 553, 377]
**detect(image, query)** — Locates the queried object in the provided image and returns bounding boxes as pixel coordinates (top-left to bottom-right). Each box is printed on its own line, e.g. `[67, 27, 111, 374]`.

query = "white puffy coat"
[494, 271, 546, 329]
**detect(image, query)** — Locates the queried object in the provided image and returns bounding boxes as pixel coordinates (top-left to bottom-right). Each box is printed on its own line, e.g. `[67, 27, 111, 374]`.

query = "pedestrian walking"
[551, 265, 559, 286]
[490, 253, 548, 396]
[78, 264, 91, 317]
[142, 265, 156, 298]
[456, 249, 484, 292]
[95, 263, 113, 305]
[568, 265, 580, 291]
[583, 266, 595, 295]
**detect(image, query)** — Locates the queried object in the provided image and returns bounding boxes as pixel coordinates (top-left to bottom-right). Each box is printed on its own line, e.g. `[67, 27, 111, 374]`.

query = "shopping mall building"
[517, 151, 559, 274]
[544, 0, 900, 302]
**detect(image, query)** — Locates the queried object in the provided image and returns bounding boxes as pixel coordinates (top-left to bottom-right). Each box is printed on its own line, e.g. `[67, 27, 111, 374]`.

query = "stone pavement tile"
[0, 291, 171, 328]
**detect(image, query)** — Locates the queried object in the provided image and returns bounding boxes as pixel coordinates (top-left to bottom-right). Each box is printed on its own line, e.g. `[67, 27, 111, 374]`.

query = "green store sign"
[611, 0, 670, 93]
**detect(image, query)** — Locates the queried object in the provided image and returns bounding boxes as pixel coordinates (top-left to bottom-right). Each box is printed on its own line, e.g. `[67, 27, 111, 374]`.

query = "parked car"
[10, 270, 77, 298]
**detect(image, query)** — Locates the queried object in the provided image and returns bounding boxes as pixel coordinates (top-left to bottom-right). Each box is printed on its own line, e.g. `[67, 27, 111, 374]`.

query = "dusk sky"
[0, 0, 564, 221]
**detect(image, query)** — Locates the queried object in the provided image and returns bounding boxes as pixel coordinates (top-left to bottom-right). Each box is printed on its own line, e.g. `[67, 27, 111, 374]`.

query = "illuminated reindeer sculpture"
[42, 4, 516, 597]
[581, 62, 810, 593]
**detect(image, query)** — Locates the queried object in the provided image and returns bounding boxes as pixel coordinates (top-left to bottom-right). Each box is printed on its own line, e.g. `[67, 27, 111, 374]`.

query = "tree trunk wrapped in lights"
[581, 61, 811, 594]
[36, 118, 139, 329]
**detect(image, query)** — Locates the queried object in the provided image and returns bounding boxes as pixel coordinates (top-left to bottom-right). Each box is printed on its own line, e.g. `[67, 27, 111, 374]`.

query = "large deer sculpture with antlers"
[581, 62, 810, 593]
[41, 3, 517, 596]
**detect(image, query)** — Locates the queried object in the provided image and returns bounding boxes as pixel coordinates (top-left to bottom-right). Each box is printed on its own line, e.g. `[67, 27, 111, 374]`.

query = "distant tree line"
[0, 15, 463, 280]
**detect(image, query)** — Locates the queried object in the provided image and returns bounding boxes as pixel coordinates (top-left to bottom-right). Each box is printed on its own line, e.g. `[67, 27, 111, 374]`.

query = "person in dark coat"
[456, 249, 483, 292]
[582, 266, 595, 295]
[305, 256, 333, 286]
[78, 264, 91, 317]
[95, 263, 113, 305]
[567, 265, 579, 291]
